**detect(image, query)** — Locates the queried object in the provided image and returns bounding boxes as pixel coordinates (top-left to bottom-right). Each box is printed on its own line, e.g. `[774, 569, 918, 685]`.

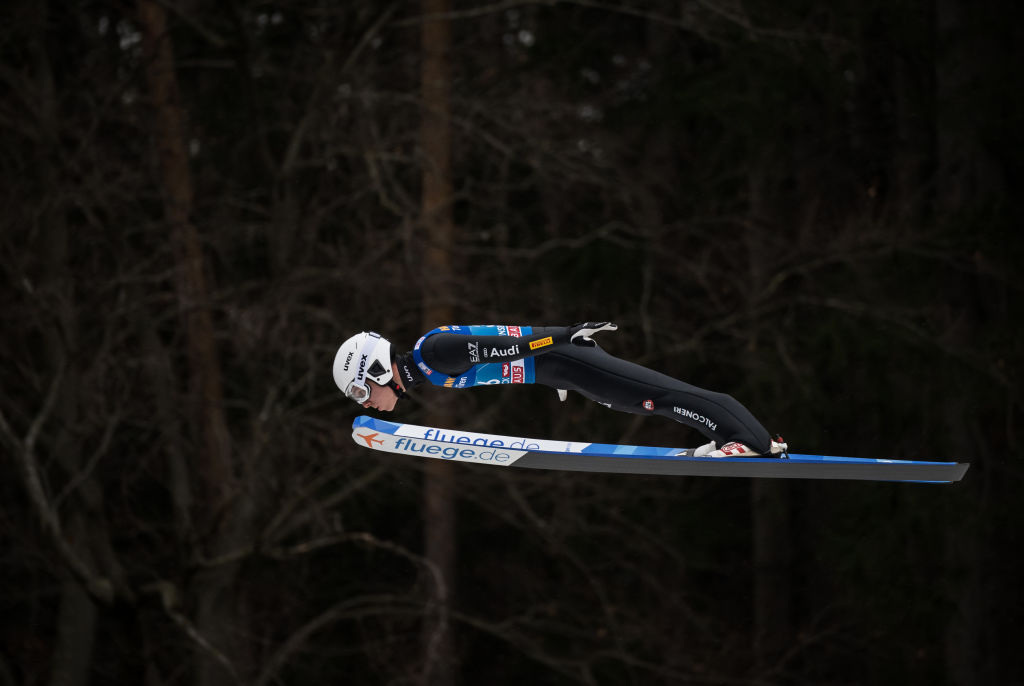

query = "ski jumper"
[394, 324, 772, 454]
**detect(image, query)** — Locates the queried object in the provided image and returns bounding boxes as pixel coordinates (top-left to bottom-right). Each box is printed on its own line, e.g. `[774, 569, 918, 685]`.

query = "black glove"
[569, 322, 618, 347]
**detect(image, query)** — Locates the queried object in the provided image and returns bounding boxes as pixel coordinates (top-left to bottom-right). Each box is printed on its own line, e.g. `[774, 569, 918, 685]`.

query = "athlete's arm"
[421, 330, 567, 375]
[421, 323, 616, 376]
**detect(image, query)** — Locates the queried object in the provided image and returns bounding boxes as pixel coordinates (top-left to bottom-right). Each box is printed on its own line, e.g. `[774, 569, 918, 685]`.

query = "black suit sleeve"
[420, 328, 573, 376]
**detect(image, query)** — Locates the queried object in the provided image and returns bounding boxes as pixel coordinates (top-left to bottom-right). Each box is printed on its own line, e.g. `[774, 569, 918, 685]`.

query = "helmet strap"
[388, 379, 406, 399]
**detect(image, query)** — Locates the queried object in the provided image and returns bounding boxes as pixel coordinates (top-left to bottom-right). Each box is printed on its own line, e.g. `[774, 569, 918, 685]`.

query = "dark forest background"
[1, 1, 1021, 685]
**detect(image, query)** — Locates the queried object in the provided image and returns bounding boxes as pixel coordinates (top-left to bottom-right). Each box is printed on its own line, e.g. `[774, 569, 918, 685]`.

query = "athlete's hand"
[569, 322, 617, 347]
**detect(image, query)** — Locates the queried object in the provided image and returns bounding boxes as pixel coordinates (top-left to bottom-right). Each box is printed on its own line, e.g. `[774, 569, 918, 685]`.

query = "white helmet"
[333, 332, 394, 403]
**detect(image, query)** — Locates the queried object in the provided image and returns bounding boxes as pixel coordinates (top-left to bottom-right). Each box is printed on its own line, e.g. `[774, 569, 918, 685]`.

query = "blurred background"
[1, 1, 1020, 684]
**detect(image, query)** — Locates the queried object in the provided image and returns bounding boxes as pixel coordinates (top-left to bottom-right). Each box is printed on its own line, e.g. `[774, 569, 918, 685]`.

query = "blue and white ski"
[351, 415, 968, 483]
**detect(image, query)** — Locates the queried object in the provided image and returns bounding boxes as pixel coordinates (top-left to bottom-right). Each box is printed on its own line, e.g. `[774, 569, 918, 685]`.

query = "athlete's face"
[362, 380, 399, 412]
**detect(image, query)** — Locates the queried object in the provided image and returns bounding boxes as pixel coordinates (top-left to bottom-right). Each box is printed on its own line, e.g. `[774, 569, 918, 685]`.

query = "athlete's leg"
[533, 338, 771, 453]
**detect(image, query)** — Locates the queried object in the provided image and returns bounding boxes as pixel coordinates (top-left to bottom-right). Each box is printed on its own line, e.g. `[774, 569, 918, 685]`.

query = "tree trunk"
[32, 5, 102, 681]
[744, 145, 794, 676]
[419, 0, 457, 683]
[136, 3, 243, 684]
[751, 480, 792, 670]
[933, 1, 998, 684]
[48, 517, 98, 686]
[136, 0, 232, 495]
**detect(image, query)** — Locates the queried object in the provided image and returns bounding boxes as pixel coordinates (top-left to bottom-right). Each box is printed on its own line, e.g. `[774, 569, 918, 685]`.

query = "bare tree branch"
[143, 582, 242, 685]
[52, 411, 119, 513]
[254, 532, 448, 686]
[0, 366, 116, 604]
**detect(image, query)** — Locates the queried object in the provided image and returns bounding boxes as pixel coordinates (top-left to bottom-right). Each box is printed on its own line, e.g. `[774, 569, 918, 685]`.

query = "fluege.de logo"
[355, 430, 530, 465]
[393, 437, 519, 462]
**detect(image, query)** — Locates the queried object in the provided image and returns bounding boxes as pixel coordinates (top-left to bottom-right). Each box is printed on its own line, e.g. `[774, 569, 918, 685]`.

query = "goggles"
[344, 332, 381, 404]
[345, 381, 371, 403]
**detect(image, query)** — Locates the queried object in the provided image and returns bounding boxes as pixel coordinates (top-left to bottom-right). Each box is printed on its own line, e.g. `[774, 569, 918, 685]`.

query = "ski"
[351, 415, 969, 483]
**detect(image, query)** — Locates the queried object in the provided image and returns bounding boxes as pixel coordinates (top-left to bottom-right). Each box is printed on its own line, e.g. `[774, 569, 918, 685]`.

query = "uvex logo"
[343, 351, 354, 371]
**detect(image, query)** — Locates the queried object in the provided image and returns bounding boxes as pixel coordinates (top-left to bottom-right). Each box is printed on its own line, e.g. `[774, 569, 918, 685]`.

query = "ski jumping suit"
[393, 324, 772, 454]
